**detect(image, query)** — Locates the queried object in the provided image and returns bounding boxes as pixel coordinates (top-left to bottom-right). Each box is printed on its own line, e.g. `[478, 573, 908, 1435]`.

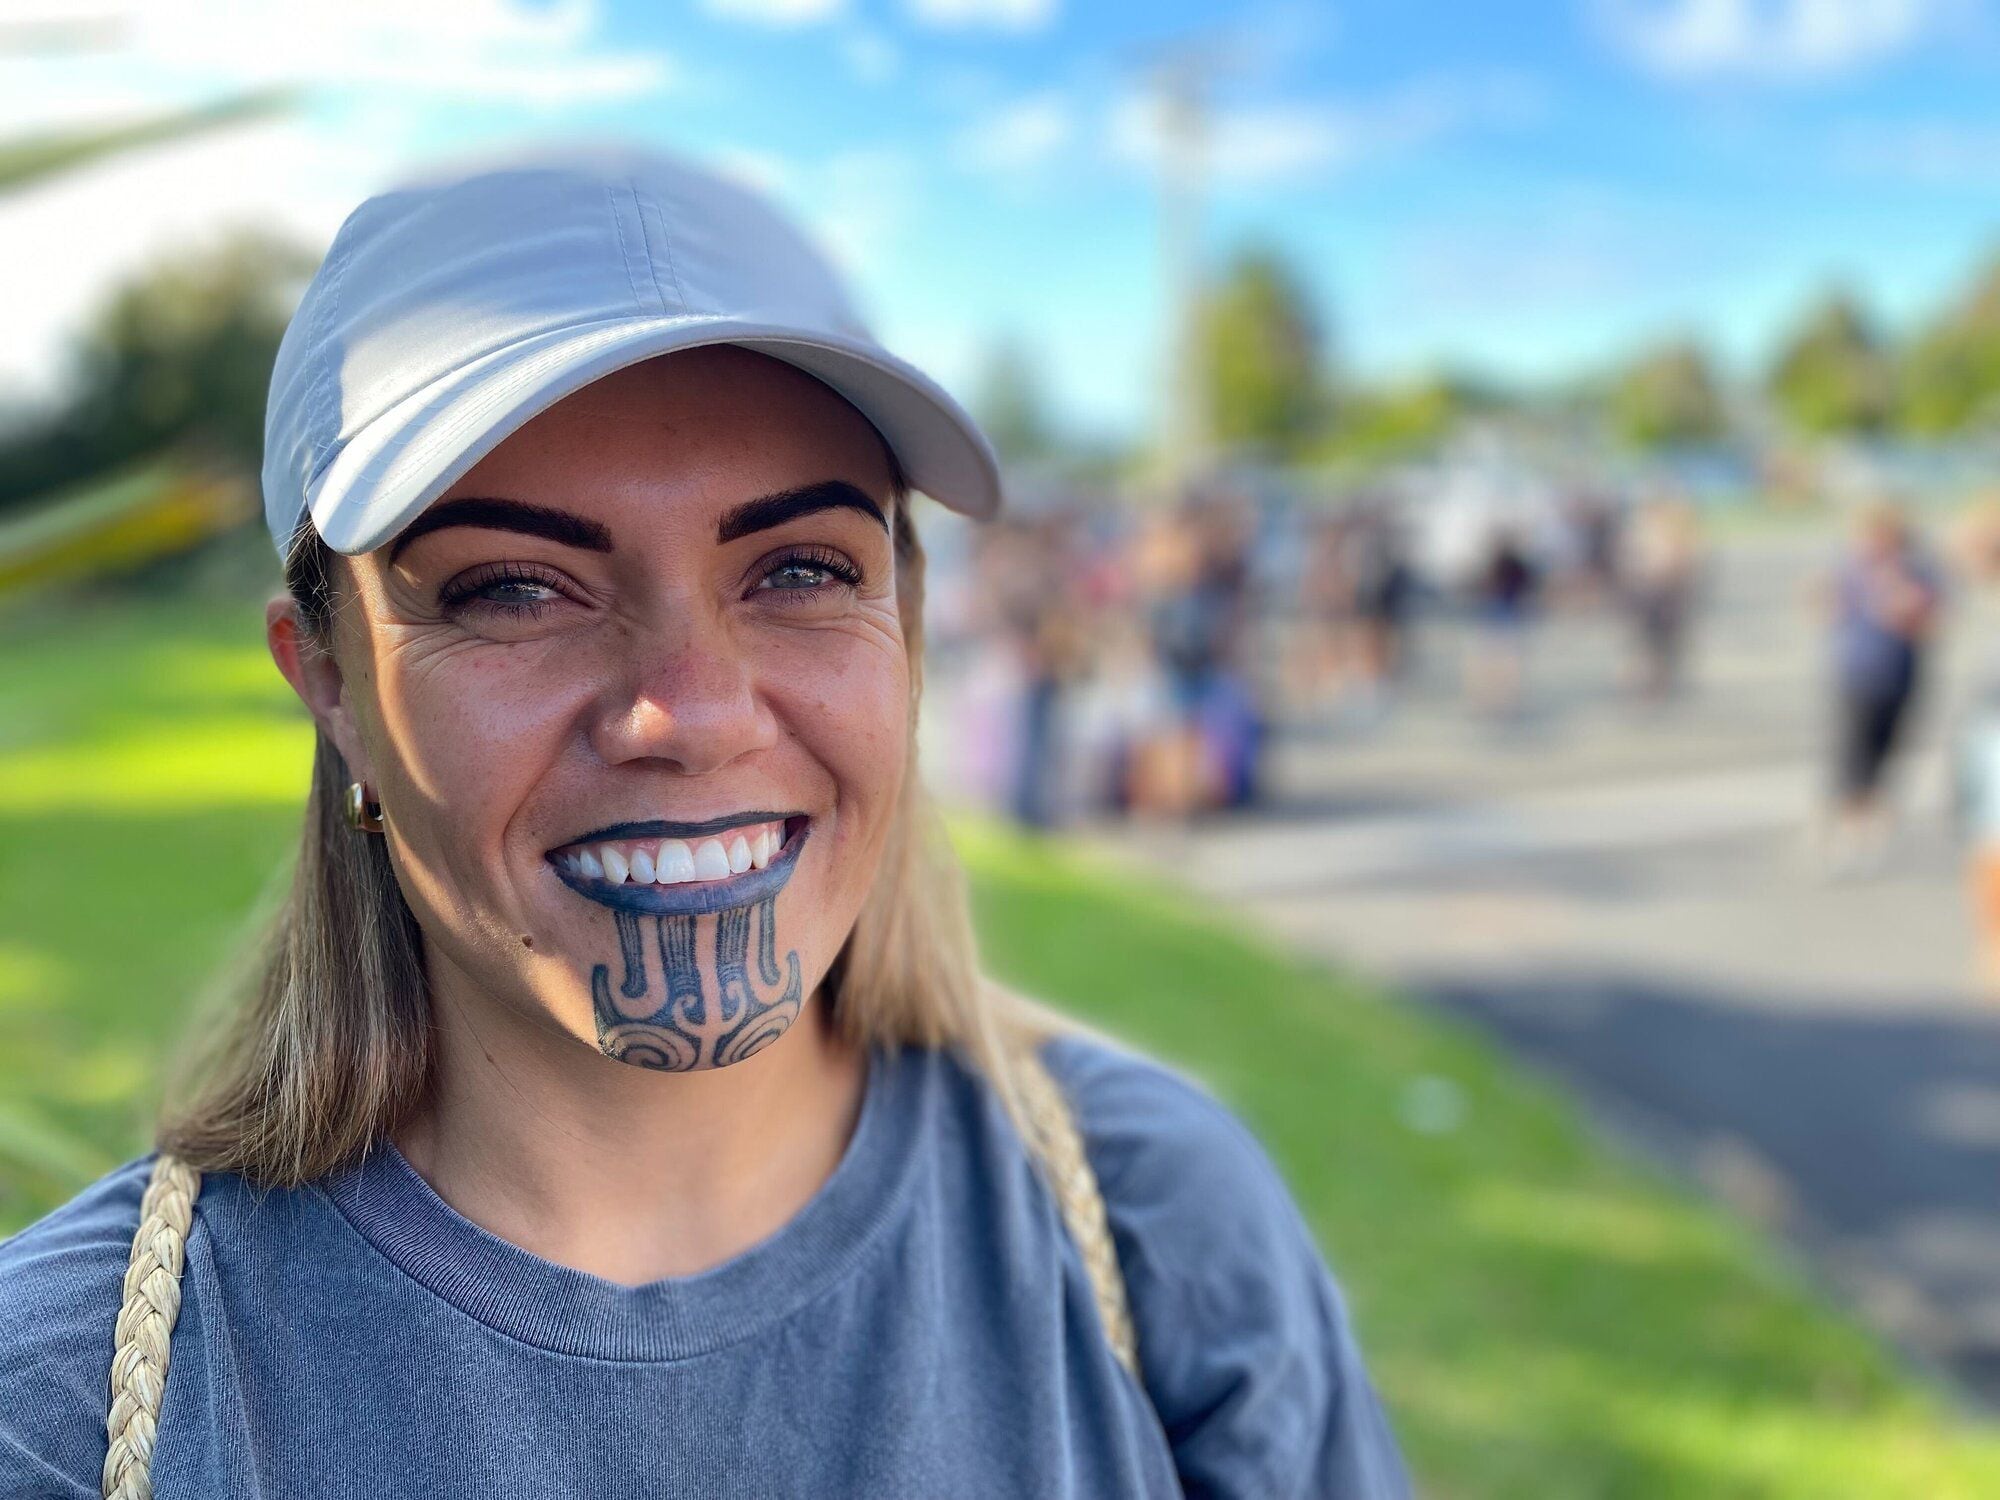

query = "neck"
[393, 947, 868, 1286]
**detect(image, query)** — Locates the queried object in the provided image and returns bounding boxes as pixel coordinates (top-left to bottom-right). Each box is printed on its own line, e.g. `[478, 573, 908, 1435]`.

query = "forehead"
[435, 345, 896, 528]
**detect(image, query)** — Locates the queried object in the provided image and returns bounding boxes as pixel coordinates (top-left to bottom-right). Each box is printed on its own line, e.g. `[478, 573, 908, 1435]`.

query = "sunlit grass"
[957, 816, 2000, 1497]
[3, 576, 1999, 1496]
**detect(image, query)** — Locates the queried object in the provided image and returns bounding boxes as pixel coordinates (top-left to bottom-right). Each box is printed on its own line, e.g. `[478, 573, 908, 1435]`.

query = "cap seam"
[620, 180, 674, 316]
[604, 183, 662, 319]
[631, 180, 690, 313]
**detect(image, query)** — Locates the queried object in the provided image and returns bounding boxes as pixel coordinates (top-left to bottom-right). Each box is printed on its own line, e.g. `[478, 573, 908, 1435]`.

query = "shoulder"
[1035, 1029, 1309, 1294]
[1037, 1031, 1411, 1499]
[0, 1153, 158, 1497]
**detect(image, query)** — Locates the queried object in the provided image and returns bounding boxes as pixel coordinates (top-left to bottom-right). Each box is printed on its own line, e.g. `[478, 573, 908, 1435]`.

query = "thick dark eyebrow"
[716, 481, 887, 544]
[388, 497, 614, 564]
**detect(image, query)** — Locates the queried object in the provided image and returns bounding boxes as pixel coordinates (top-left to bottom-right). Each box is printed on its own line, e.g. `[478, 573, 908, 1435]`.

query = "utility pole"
[1152, 50, 1210, 504]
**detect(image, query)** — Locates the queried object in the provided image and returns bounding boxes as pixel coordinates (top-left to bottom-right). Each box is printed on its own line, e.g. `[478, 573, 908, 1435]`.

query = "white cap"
[261, 140, 1002, 560]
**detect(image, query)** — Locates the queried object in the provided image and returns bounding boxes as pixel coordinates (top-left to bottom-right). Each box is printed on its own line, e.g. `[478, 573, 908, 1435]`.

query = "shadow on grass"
[1425, 972, 2000, 1410]
[955, 818, 2000, 1500]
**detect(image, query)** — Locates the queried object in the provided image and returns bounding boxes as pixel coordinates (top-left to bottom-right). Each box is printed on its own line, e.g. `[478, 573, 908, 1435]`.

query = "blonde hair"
[155, 469, 1074, 1186]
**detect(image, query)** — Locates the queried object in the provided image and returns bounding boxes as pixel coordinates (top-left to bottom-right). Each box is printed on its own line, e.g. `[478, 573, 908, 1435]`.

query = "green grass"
[4, 579, 2000, 1497]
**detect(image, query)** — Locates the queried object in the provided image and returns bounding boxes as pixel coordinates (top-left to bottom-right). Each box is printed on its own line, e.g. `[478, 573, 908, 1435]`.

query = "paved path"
[1093, 528, 2000, 1408]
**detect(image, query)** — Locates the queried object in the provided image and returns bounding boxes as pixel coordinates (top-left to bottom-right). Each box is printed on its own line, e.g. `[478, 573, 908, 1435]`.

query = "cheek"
[773, 639, 909, 822]
[367, 641, 579, 838]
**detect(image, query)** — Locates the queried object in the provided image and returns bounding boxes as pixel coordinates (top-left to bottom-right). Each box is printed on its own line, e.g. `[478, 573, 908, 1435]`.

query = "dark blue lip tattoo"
[549, 821, 811, 916]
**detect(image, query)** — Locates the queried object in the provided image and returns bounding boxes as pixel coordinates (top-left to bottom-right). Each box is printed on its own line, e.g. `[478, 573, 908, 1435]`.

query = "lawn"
[4, 567, 2000, 1497]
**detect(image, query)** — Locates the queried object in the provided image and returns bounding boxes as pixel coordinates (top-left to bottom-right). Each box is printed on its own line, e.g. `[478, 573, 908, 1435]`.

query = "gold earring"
[344, 780, 386, 833]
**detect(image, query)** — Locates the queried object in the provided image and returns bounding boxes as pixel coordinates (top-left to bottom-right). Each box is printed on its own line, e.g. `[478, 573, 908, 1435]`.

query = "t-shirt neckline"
[316, 1041, 923, 1362]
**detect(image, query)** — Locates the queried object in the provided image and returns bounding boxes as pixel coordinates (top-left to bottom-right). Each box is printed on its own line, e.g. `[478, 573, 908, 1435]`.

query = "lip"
[548, 814, 812, 916]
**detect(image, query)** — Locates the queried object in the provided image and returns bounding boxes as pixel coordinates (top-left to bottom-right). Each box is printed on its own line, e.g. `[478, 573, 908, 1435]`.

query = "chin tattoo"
[589, 894, 802, 1071]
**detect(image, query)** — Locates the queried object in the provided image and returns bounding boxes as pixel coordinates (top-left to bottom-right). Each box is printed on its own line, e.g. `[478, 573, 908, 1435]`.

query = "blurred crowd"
[921, 475, 1718, 828]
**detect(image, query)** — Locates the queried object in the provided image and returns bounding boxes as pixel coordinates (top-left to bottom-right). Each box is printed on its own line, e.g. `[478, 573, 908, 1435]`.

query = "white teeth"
[693, 838, 732, 880]
[568, 821, 793, 887]
[654, 839, 695, 883]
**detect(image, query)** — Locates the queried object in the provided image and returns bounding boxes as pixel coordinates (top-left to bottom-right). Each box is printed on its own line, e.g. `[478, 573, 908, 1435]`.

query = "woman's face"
[280, 346, 909, 1072]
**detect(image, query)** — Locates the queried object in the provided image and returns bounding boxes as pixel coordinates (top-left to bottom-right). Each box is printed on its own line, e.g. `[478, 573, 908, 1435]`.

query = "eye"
[754, 546, 864, 598]
[437, 563, 573, 619]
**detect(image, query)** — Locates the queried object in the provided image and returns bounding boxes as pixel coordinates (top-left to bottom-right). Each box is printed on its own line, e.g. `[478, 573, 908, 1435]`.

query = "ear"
[266, 593, 374, 785]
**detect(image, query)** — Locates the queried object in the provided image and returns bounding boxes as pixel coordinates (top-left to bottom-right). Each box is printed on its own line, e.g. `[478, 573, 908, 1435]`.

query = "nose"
[589, 616, 778, 777]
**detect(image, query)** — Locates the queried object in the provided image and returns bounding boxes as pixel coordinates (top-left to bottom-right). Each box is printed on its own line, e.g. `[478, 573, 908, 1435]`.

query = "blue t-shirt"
[0, 1033, 1409, 1498]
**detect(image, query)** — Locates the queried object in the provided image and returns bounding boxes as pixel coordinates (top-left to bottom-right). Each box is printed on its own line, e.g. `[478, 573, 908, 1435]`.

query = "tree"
[973, 340, 1057, 464]
[1902, 255, 2000, 437]
[1767, 289, 1892, 436]
[1609, 339, 1725, 449]
[1196, 245, 1330, 460]
[1324, 373, 1489, 462]
[0, 229, 316, 512]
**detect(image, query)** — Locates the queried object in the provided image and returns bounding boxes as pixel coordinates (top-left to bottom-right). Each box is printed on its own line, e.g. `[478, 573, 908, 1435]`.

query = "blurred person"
[1342, 498, 1417, 720]
[1007, 511, 1094, 828]
[0, 145, 1409, 1498]
[1948, 488, 2000, 585]
[1126, 504, 1208, 816]
[1287, 507, 1356, 718]
[1555, 487, 1621, 609]
[1817, 501, 1944, 875]
[1952, 676, 2000, 995]
[1465, 524, 1538, 717]
[1618, 493, 1704, 702]
[1135, 495, 1265, 816]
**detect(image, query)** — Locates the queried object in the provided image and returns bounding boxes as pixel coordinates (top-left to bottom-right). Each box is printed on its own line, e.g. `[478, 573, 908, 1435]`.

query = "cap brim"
[305, 314, 1002, 555]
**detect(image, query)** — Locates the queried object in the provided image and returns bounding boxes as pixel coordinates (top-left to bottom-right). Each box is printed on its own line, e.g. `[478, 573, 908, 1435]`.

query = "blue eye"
[758, 547, 864, 594]
[480, 579, 560, 608]
[766, 562, 834, 589]
[439, 565, 568, 618]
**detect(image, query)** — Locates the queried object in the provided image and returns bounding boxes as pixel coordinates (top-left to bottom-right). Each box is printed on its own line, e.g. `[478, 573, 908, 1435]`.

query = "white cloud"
[700, 0, 846, 26]
[0, 113, 394, 409]
[952, 91, 1074, 176]
[1834, 118, 2000, 182]
[0, 0, 673, 407]
[1109, 73, 1543, 185]
[711, 145, 796, 197]
[905, 0, 1056, 32]
[798, 147, 918, 283]
[839, 26, 901, 84]
[0, 0, 675, 127]
[1596, 0, 1972, 80]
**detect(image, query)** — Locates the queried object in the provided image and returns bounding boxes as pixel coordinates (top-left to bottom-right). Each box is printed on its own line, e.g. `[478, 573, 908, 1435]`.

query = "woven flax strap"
[104, 1153, 202, 1500]
[1011, 1043, 1140, 1380]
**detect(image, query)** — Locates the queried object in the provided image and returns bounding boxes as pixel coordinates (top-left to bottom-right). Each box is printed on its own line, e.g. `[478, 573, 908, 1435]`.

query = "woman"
[1820, 500, 1943, 875]
[0, 144, 1409, 1498]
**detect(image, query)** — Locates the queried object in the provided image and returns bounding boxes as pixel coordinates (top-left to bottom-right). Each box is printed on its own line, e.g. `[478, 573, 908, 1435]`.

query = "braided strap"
[103, 1153, 202, 1500]
[1012, 1045, 1140, 1380]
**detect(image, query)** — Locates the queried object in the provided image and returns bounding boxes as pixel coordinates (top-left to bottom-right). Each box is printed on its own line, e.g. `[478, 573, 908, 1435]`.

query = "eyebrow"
[716, 481, 888, 544]
[388, 497, 613, 563]
[387, 480, 888, 563]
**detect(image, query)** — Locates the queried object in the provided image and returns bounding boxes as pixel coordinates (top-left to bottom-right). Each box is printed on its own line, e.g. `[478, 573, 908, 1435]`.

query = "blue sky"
[5, 0, 2000, 441]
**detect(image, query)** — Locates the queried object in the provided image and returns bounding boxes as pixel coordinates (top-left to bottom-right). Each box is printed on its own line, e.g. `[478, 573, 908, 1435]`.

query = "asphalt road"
[1096, 525, 2000, 1409]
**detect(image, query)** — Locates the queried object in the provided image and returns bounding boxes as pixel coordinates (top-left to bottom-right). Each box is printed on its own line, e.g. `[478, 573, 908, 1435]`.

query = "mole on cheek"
[521, 935, 534, 949]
